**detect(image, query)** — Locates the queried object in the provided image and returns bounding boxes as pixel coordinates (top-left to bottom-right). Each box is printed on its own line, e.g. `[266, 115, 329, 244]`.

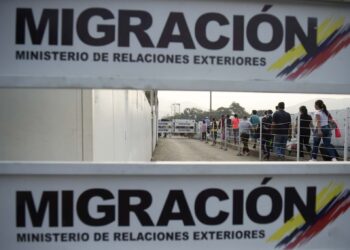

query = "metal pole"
[210, 91, 213, 145]
[209, 91, 212, 118]
[344, 108, 349, 161]
[154, 90, 158, 143]
[259, 116, 262, 161]
[224, 118, 227, 150]
[205, 119, 208, 143]
[296, 114, 301, 161]
[212, 121, 215, 145]
[205, 122, 208, 143]
[150, 90, 154, 155]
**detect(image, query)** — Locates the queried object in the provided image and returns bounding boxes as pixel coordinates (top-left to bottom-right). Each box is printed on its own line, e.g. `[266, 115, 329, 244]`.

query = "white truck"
[173, 119, 196, 137]
[158, 120, 173, 137]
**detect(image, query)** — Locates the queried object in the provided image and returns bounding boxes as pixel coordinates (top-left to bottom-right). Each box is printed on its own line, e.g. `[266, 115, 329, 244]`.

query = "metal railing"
[198, 108, 350, 161]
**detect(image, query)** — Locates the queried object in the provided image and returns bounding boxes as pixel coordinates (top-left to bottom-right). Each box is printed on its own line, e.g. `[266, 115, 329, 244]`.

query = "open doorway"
[153, 91, 350, 161]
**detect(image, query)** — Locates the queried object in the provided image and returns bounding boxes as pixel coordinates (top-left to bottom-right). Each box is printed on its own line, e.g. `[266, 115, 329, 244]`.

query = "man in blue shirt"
[272, 102, 291, 160]
[249, 110, 260, 149]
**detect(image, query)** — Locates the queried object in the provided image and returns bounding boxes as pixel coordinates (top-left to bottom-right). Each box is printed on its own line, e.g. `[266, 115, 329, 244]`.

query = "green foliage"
[229, 102, 250, 118]
[256, 110, 266, 116]
[164, 102, 250, 121]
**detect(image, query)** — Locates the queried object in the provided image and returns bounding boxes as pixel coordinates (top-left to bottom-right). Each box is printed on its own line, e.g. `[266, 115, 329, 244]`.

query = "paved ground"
[152, 136, 258, 161]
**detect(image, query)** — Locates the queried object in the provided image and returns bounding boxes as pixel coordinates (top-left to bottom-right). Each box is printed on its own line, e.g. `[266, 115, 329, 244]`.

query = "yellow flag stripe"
[268, 17, 345, 71]
[267, 183, 344, 242]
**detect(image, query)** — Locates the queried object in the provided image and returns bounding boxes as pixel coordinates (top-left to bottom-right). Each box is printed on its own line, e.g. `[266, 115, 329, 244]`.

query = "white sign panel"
[158, 121, 173, 133]
[1, 163, 350, 250]
[0, 0, 349, 93]
[174, 119, 196, 133]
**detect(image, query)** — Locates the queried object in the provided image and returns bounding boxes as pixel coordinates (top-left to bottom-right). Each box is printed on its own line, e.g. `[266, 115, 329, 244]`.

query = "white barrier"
[1, 162, 349, 250]
[1, 0, 350, 93]
[0, 1, 349, 249]
[0, 89, 155, 162]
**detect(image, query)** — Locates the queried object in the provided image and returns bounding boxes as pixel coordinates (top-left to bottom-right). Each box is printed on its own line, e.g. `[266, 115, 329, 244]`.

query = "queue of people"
[199, 99, 339, 161]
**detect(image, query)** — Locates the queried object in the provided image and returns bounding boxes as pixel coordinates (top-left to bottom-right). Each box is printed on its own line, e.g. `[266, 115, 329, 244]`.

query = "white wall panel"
[113, 90, 127, 161]
[93, 90, 153, 162]
[92, 90, 115, 161]
[0, 89, 83, 161]
[0, 89, 154, 162]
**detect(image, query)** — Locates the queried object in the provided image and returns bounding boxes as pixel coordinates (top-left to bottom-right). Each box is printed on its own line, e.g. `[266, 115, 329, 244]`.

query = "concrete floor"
[152, 137, 258, 161]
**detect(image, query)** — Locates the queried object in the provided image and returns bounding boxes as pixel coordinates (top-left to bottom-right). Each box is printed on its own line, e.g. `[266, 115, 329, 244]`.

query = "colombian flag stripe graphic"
[268, 183, 350, 249]
[268, 17, 345, 71]
[267, 183, 344, 242]
[268, 18, 350, 80]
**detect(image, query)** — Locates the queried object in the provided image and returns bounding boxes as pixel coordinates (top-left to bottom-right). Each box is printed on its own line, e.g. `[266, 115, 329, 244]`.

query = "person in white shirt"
[200, 120, 207, 141]
[310, 100, 337, 161]
[237, 116, 252, 156]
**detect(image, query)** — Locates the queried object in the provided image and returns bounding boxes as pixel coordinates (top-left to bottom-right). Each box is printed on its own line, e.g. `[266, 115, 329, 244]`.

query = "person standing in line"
[261, 110, 273, 160]
[218, 114, 226, 149]
[310, 100, 337, 161]
[295, 106, 313, 158]
[237, 116, 252, 156]
[272, 102, 291, 160]
[225, 114, 232, 145]
[211, 118, 218, 146]
[249, 110, 260, 149]
[232, 114, 240, 145]
[200, 120, 207, 141]
[205, 116, 210, 143]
